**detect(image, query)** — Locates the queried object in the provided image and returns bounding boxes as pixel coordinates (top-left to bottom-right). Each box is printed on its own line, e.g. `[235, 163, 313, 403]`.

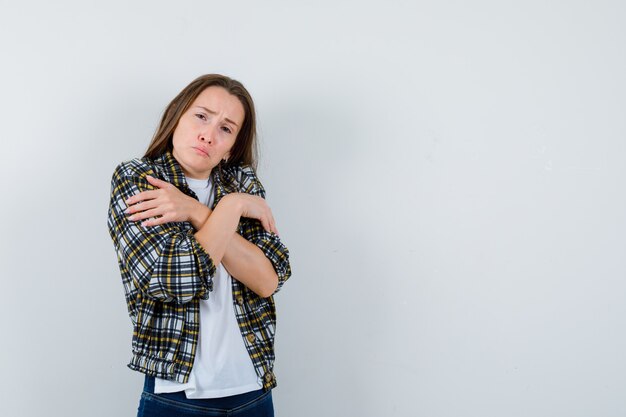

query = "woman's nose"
[200, 124, 217, 143]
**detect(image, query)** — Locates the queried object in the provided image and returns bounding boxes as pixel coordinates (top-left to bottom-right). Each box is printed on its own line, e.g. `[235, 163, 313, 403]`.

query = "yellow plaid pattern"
[107, 151, 291, 390]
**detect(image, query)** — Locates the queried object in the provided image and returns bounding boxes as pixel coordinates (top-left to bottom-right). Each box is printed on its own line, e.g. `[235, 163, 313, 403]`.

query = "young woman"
[107, 74, 292, 417]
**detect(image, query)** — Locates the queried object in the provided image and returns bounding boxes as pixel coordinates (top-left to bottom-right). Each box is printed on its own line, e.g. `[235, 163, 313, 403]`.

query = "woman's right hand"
[225, 193, 280, 236]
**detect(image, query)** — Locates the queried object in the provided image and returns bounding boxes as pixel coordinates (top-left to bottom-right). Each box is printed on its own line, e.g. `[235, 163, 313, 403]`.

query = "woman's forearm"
[189, 198, 278, 297]
[189, 203, 211, 230]
[221, 234, 278, 298]
[193, 196, 241, 266]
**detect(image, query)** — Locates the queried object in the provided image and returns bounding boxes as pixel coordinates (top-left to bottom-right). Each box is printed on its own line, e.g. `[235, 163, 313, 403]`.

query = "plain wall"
[1, 1, 625, 416]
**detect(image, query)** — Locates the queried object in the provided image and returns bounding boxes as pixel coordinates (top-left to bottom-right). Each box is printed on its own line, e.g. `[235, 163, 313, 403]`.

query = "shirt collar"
[152, 150, 232, 197]
[153, 150, 193, 190]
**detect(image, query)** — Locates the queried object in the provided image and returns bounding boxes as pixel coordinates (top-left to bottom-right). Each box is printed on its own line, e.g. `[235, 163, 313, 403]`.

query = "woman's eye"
[222, 126, 232, 134]
[195, 114, 207, 121]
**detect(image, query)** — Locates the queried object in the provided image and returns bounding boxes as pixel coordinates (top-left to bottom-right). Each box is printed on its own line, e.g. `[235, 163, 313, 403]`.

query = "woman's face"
[172, 86, 245, 179]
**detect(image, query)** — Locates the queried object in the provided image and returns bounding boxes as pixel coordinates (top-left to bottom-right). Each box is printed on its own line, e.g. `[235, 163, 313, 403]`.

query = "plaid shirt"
[107, 151, 291, 390]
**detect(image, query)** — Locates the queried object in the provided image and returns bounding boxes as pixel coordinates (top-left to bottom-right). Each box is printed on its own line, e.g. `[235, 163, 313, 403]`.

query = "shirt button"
[237, 297, 244, 306]
[264, 371, 274, 382]
[246, 333, 256, 343]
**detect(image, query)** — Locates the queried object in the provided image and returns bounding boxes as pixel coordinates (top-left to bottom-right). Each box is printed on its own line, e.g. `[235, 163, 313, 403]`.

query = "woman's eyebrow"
[195, 106, 239, 127]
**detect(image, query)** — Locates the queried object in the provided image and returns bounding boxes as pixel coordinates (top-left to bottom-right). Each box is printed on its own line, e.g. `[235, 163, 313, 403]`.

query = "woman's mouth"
[193, 147, 209, 157]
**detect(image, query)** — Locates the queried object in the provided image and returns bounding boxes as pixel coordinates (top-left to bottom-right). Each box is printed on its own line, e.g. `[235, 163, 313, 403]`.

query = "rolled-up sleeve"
[107, 162, 216, 304]
[237, 166, 292, 296]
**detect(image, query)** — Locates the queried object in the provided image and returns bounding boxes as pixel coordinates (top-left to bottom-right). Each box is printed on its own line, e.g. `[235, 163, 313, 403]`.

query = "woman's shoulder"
[224, 163, 265, 196]
[111, 156, 159, 180]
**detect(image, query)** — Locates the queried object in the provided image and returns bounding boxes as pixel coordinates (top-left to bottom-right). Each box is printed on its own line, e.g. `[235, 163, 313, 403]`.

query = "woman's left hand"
[124, 175, 205, 227]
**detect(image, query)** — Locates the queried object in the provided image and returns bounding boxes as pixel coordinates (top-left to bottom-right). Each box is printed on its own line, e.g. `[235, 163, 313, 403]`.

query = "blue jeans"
[137, 375, 274, 417]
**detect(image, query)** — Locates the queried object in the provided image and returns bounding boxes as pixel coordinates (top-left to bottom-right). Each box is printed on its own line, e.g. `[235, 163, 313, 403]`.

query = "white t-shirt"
[154, 175, 262, 398]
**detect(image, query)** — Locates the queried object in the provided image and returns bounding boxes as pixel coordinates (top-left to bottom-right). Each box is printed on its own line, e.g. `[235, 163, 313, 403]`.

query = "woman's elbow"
[257, 272, 279, 298]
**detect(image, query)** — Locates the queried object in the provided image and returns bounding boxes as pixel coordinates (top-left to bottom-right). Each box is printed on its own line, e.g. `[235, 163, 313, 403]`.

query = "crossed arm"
[123, 174, 282, 299]
[187, 199, 279, 297]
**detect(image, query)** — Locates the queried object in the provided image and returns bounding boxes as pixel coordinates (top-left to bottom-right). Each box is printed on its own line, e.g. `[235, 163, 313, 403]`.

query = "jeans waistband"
[142, 374, 268, 409]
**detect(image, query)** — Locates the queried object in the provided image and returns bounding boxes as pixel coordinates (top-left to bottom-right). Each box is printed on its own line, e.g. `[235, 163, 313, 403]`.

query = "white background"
[0, 1, 625, 416]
